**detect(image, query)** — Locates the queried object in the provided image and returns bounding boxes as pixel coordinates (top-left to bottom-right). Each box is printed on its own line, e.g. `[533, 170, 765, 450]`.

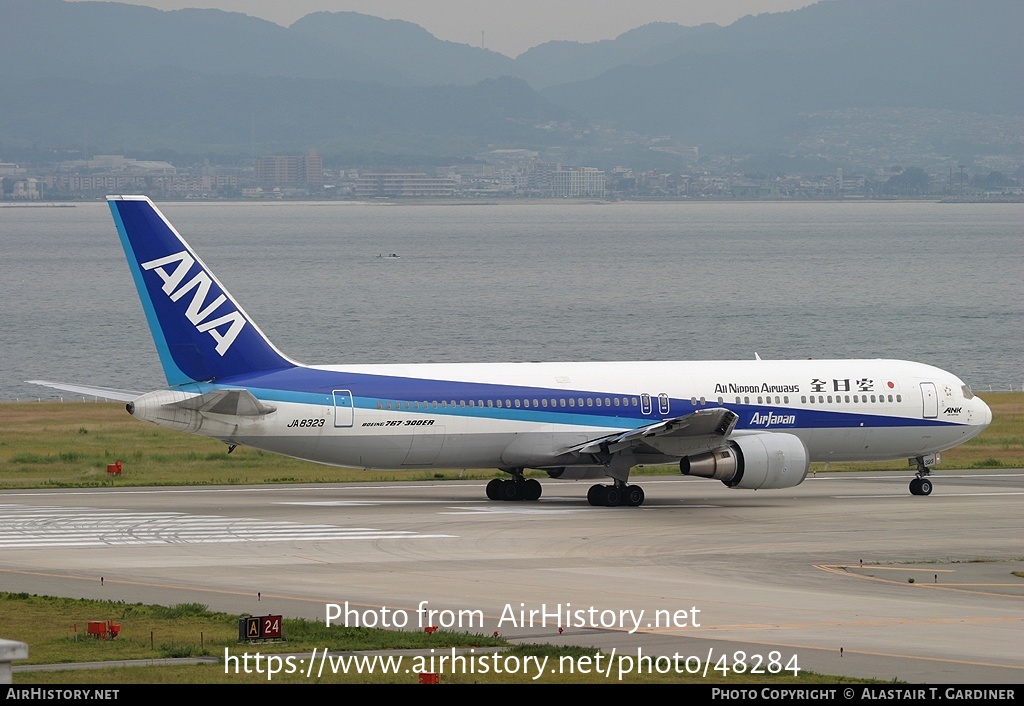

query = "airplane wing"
[26, 380, 142, 402]
[568, 408, 739, 459]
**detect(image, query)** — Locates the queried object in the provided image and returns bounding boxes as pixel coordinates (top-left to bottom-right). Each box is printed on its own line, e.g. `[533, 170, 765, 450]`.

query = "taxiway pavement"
[1, 469, 1021, 683]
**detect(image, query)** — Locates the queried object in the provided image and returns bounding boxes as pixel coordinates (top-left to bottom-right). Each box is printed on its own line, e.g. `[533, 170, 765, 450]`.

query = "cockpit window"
[961, 385, 974, 400]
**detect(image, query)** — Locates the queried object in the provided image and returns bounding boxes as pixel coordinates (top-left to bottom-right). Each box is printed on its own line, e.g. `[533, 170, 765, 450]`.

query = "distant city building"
[2, 176, 42, 199]
[354, 171, 456, 198]
[39, 155, 179, 197]
[526, 162, 560, 195]
[255, 151, 323, 186]
[523, 163, 606, 197]
[552, 167, 606, 198]
[44, 173, 158, 196]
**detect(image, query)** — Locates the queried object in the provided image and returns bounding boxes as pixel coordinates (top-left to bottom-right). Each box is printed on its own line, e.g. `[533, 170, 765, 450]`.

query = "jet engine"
[680, 433, 808, 489]
[127, 389, 204, 433]
[126, 388, 276, 439]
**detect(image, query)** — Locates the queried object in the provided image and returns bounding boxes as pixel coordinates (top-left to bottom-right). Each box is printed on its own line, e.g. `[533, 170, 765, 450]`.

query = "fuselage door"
[658, 393, 670, 415]
[920, 382, 938, 419]
[333, 390, 354, 428]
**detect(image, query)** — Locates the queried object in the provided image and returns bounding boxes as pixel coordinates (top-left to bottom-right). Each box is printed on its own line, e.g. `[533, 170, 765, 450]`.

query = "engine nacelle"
[680, 433, 809, 490]
[126, 388, 270, 439]
[127, 389, 204, 433]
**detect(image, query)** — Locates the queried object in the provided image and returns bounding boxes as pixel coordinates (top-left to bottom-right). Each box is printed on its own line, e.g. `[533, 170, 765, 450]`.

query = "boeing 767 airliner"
[31, 196, 992, 506]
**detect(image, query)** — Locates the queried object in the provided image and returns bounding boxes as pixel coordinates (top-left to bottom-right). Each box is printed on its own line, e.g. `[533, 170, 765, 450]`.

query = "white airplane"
[32, 195, 992, 505]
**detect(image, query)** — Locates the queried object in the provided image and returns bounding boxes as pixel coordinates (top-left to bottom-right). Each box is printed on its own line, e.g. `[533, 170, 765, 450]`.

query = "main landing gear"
[587, 481, 645, 507]
[910, 456, 934, 496]
[486, 470, 542, 501]
[483, 471, 646, 506]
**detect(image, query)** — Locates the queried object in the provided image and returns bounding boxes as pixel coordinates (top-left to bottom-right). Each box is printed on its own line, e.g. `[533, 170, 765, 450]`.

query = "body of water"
[2, 200, 1021, 400]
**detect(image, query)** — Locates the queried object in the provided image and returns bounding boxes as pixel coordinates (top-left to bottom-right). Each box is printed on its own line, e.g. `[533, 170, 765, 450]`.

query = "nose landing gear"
[909, 456, 934, 496]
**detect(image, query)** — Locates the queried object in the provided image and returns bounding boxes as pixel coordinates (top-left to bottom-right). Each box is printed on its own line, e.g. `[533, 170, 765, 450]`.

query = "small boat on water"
[376, 253, 401, 259]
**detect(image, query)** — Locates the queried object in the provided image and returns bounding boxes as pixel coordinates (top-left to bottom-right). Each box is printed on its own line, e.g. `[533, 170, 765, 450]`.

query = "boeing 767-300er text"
[31, 196, 992, 505]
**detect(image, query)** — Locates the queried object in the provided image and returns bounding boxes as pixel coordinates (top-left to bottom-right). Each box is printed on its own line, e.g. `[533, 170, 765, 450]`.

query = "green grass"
[2, 593, 501, 666]
[6, 594, 883, 684]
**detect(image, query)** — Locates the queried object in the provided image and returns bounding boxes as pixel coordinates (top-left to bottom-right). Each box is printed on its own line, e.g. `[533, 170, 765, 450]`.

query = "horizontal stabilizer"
[26, 380, 142, 402]
[164, 389, 276, 417]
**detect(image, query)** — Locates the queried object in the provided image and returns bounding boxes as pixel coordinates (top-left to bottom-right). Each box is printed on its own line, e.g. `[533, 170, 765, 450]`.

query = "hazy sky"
[86, 1, 820, 57]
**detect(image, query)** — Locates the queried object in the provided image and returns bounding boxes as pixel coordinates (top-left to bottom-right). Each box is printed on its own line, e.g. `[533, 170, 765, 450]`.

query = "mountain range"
[0, 0, 1020, 166]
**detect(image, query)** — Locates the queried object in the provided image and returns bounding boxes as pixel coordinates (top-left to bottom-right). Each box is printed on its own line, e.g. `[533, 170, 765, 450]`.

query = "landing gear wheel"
[603, 485, 621, 506]
[625, 485, 645, 507]
[501, 479, 521, 501]
[588, 483, 644, 506]
[486, 478, 504, 500]
[523, 478, 542, 501]
[909, 477, 933, 496]
[486, 470, 543, 502]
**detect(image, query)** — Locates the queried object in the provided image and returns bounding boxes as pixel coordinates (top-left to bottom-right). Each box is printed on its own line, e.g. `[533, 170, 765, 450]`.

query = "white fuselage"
[129, 358, 991, 472]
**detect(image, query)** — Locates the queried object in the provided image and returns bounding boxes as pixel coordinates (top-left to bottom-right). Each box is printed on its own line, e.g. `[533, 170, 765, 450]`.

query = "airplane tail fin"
[107, 195, 296, 387]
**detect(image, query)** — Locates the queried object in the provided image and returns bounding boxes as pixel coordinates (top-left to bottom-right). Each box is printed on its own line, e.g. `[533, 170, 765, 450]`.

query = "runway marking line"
[815, 564, 1024, 598]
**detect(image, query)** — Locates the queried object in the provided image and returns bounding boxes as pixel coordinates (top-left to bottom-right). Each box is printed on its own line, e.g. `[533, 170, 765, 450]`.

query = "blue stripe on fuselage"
[194, 365, 961, 431]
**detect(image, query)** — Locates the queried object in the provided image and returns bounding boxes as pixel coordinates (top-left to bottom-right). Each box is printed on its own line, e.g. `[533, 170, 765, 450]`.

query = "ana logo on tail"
[141, 250, 246, 355]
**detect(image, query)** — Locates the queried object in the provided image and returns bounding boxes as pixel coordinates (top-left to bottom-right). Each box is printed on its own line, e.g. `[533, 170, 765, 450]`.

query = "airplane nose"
[978, 397, 992, 428]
